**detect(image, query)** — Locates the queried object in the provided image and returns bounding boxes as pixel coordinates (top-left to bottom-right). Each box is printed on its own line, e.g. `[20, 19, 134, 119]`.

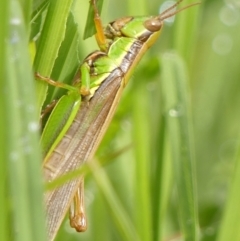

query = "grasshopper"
[38, 0, 199, 240]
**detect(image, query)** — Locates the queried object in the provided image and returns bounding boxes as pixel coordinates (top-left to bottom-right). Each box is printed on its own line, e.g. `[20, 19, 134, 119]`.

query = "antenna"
[157, 0, 201, 21]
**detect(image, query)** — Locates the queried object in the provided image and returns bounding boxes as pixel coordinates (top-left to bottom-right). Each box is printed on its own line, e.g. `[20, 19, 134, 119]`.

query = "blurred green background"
[1, 0, 240, 240]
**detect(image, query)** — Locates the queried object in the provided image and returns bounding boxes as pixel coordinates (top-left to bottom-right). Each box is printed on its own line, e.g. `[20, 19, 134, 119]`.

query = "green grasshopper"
[38, 0, 199, 240]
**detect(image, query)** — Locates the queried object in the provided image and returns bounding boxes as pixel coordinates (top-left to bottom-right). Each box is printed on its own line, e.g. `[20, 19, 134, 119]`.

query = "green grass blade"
[155, 136, 173, 241]
[216, 148, 240, 241]
[47, 12, 80, 102]
[89, 160, 141, 241]
[0, 0, 47, 240]
[34, 0, 74, 111]
[0, 0, 10, 240]
[160, 52, 199, 241]
[132, 80, 153, 241]
[173, 0, 201, 61]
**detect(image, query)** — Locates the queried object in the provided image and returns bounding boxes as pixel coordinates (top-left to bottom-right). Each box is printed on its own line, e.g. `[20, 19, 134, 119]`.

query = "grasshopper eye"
[144, 19, 162, 32]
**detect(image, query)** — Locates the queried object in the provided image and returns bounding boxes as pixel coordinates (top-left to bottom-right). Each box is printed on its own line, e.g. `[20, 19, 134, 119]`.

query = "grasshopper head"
[105, 0, 200, 42]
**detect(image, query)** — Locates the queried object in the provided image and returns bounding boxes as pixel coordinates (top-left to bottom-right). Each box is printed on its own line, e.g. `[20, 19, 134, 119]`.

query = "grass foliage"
[1, 0, 240, 240]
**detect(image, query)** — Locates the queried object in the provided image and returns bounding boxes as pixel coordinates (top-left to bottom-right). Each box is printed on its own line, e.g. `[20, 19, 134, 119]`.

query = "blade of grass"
[173, 0, 201, 62]
[0, 0, 10, 240]
[132, 79, 153, 241]
[216, 147, 240, 241]
[160, 52, 199, 241]
[89, 159, 141, 241]
[155, 132, 173, 241]
[0, 0, 47, 240]
[46, 12, 80, 103]
[34, 0, 74, 112]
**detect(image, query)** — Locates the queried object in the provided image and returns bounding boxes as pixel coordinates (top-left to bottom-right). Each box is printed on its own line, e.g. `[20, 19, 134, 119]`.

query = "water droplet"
[212, 33, 233, 55]
[168, 105, 183, 117]
[159, 1, 177, 24]
[219, 4, 239, 26]
[26, 104, 35, 113]
[28, 122, 39, 132]
[10, 18, 21, 25]
[10, 30, 20, 44]
[10, 52, 20, 63]
[19, 135, 33, 153]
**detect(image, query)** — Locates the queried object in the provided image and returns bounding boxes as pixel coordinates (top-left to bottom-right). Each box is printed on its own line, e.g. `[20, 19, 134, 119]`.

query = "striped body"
[42, 1, 196, 238]
[44, 17, 162, 238]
